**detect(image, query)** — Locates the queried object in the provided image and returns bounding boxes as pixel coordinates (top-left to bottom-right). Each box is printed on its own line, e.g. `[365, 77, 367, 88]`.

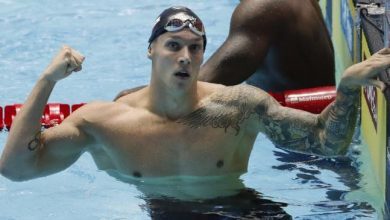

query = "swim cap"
[148, 6, 207, 50]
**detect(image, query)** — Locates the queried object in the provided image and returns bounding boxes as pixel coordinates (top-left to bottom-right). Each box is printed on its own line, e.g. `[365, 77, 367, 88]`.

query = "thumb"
[367, 78, 386, 91]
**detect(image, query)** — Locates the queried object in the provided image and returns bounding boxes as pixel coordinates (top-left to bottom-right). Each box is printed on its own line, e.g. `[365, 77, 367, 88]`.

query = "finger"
[377, 47, 390, 55]
[62, 45, 72, 57]
[65, 56, 79, 73]
[367, 78, 386, 91]
[373, 59, 390, 74]
[365, 58, 390, 78]
[73, 54, 83, 67]
[62, 46, 84, 63]
[374, 50, 390, 66]
[71, 49, 85, 64]
[63, 46, 72, 66]
[62, 46, 84, 74]
[74, 65, 82, 72]
[63, 56, 72, 71]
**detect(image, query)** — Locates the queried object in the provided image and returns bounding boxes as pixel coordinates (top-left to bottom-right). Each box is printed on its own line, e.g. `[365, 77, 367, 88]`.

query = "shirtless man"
[116, 0, 334, 99]
[0, 6, 388, 218]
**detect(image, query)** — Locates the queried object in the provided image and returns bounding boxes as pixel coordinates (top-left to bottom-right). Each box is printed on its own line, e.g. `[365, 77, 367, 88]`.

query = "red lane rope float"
[0, 86, 336, 131]
[3, 103, 83, 131]
[41, 103, 70, 128]
[71, 103, 85, 113]
[270, 86, 336, 114]
[4, 104, 22, 130]
[0, 107, 3, 131]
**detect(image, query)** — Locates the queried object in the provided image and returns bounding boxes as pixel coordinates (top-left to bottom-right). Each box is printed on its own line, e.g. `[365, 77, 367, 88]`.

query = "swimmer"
[0, 6, 389, 214]
[115, 0, 334, 99]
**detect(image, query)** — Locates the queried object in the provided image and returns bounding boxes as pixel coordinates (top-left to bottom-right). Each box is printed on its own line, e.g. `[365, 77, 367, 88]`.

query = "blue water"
[0, 0, 381, 219]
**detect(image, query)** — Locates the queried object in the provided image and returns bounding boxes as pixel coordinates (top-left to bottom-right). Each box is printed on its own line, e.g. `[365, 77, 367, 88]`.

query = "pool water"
[0, 0, 382, 219]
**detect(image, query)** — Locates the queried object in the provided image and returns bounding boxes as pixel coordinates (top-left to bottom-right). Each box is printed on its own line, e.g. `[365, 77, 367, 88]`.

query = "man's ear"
[147, 45, 152, 59]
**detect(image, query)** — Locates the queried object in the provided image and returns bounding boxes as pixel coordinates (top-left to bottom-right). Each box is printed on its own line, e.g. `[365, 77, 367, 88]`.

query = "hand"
[340, 48, 390, 91]
[42, 45, 85, 82]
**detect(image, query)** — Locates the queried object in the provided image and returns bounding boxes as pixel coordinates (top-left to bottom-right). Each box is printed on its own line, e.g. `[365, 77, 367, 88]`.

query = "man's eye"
[190, 44, 201, 52]
[167, 42, 180, 50]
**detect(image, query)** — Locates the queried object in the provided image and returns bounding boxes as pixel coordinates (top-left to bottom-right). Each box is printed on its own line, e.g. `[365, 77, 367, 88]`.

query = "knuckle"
[64, 49, 71, 57]
[62, 45, 70, 50]
[75, 66, 82, 72]
[62, 45, 73, 56]
[64, 57, 71, 64]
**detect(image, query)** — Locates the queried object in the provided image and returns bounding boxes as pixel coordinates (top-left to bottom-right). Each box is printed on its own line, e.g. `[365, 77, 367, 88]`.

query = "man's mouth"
[174, 71, 190, 79]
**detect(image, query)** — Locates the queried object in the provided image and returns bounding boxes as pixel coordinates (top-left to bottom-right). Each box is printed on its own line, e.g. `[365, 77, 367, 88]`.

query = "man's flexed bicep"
[0, 115, 92, 181]
[35, 119, 92, 178]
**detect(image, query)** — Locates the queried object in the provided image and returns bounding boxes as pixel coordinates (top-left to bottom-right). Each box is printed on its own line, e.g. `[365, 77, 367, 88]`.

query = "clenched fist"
[42, 45, 85, 82]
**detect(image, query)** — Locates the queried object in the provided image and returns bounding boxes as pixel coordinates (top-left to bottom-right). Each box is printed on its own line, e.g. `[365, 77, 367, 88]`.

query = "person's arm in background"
[198, 0, 280, 85]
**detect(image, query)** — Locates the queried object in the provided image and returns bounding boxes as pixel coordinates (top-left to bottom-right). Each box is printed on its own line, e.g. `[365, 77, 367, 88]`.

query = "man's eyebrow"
[168, 35, 203, 42]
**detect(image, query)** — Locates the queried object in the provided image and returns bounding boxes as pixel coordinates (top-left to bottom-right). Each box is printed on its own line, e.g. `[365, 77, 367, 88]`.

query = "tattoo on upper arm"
[259, 110, 323, 154]
[27, 131, 43, 151]
[259, 85, 359, 156]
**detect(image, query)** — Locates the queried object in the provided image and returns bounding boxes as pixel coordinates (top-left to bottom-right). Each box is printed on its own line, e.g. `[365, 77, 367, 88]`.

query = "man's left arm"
[253, 48, 390, 157]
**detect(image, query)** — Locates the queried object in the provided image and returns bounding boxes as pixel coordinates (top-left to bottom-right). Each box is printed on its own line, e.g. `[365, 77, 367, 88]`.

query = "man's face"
[149, 29, 204, 91]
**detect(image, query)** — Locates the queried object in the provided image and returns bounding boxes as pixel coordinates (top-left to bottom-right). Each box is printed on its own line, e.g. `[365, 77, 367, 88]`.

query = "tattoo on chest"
[176, 86, 255, 135]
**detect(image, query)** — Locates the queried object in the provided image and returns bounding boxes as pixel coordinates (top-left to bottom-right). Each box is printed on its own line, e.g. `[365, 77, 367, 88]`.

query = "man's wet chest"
[89, 117, 251, 177]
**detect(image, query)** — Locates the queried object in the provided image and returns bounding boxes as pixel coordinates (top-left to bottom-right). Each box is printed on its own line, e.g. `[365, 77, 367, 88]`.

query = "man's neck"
[147, 80, 200, 120]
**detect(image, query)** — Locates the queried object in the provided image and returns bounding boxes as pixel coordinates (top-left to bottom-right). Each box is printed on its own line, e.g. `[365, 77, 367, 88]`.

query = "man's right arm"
[0, 46, 88, 181]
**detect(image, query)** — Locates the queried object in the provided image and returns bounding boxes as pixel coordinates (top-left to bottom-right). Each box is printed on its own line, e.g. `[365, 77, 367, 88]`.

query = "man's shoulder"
[214, 84, 266, 94]
[203, 84, 269, 105]
[69, 101, 130, 121]
[114, 85, 147, 101]
[240, 0, 304, 13]
[76, 101, 118, 111]
[234, 0, 295, 24]
[233, 0, 317, 37]
[114, 85, 149, 107]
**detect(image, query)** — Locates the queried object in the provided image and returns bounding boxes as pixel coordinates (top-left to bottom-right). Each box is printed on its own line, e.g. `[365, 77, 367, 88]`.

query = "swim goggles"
[148, 13, 207, 50]
[164, 17, 205, 36]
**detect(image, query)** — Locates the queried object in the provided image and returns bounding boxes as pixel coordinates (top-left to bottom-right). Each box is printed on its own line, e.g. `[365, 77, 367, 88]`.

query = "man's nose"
[178, 47, 191, 65]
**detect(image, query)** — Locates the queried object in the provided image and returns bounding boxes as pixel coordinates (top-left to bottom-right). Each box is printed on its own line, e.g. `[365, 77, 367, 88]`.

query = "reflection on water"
[142, 188, 292, 220]
[272, 148, 376, 219]
[122, 149, 375, 220]
[106, 170, 293, 219]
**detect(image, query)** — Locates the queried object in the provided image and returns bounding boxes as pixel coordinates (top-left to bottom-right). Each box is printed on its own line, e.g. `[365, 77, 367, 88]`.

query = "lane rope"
[0, 86, 335, 131]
